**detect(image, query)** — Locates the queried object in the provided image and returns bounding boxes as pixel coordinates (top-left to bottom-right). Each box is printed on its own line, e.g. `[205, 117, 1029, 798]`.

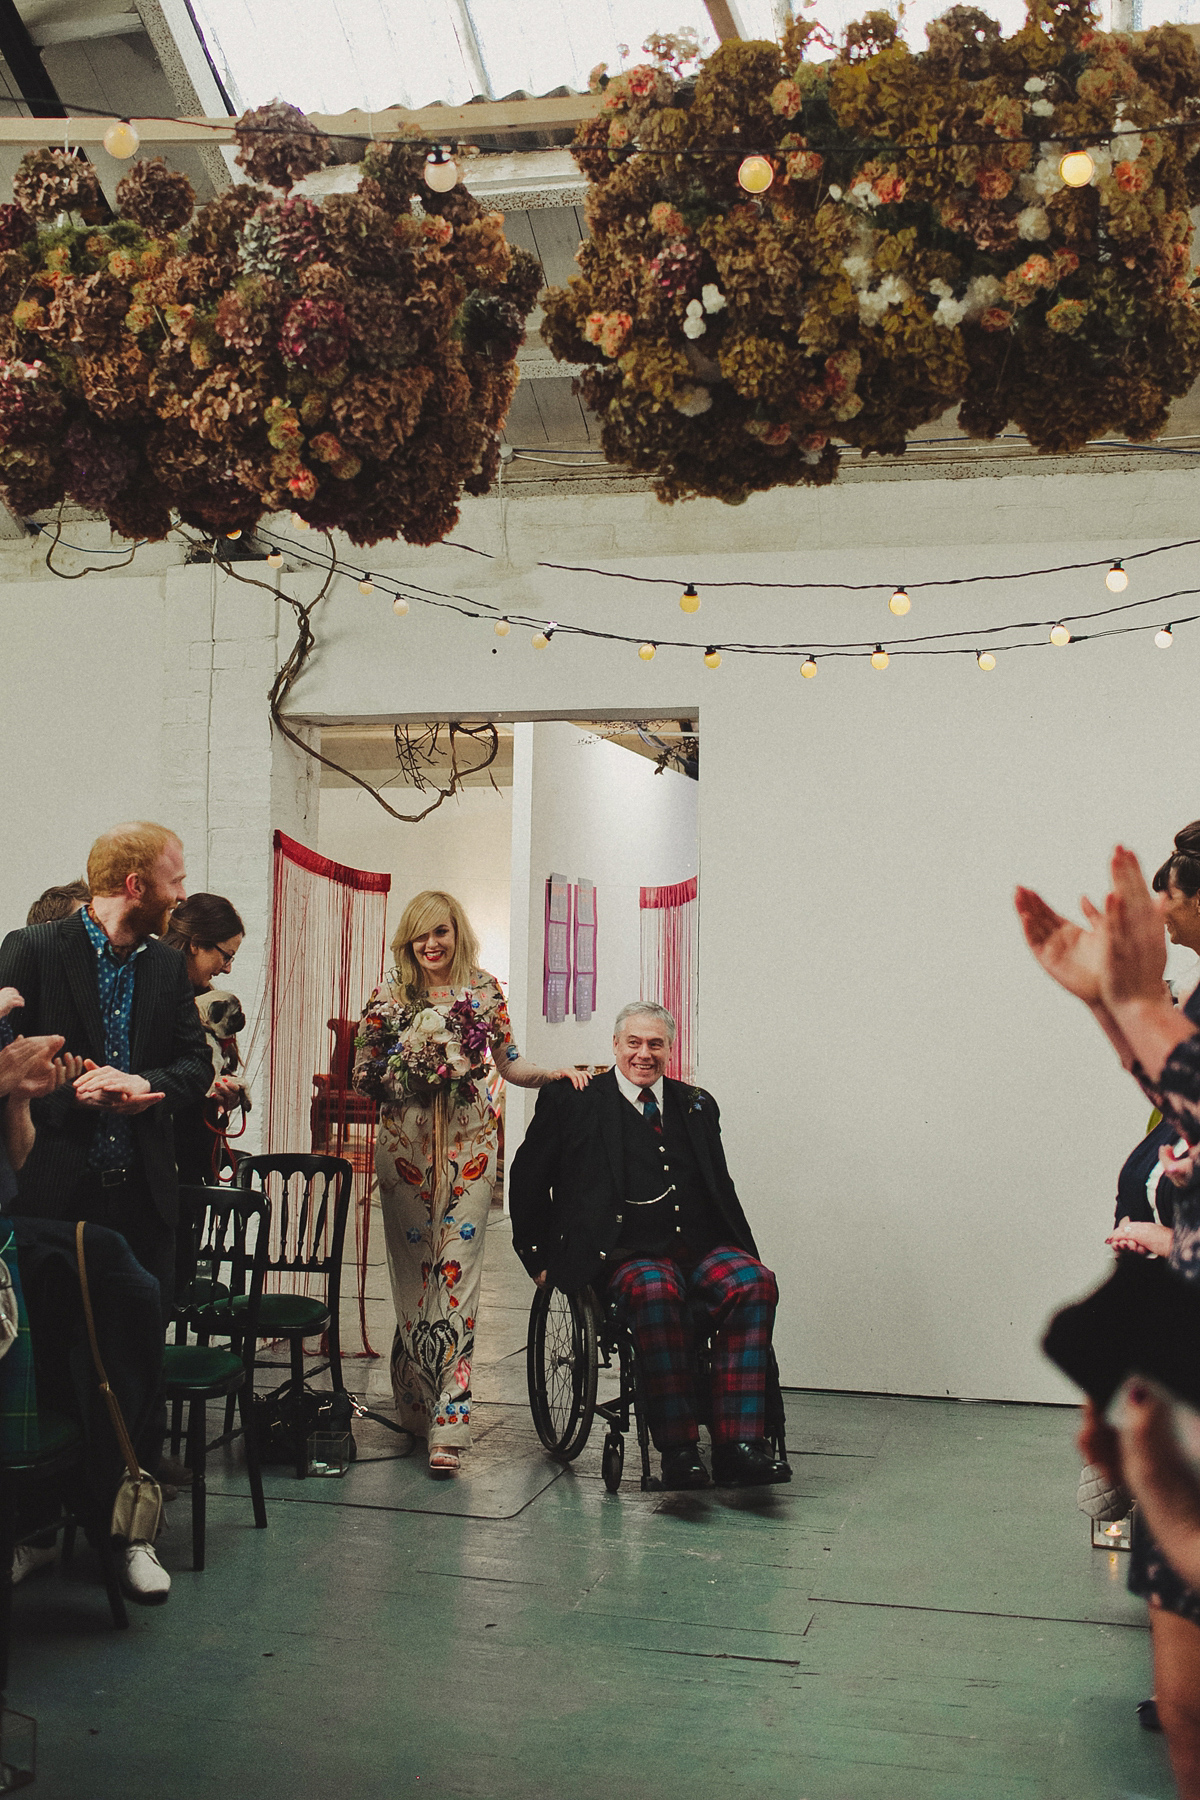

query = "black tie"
[641, 1092, 663, 1136]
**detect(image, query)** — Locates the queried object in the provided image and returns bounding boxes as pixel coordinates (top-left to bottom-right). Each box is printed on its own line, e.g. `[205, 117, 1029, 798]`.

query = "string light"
[424, 146, 458, 192]
[737, 154, 774, 194]
[102, 119, 139, 159]
[224, 527, 241, 540]
[680, 583, 700, 613]
[703, 647, 721, 668]
[266, 549, 283, 569]
[290, 512, 309, 530]
[1156, 624, 1174, 647]
[1106, 561, 1129, 592]
[532, 625, 556, 648]
[358, 575, 375, 596]
[245, 526, 1200, 675]
[638, 642, 657, 661]
[392, 595, 409, 616]
[889, 586, 911, 616]
[1059, 149, 1096, 187]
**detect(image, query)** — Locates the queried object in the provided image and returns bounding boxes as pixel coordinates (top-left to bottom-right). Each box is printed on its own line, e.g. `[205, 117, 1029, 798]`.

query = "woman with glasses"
[162, 894, 248, 1186]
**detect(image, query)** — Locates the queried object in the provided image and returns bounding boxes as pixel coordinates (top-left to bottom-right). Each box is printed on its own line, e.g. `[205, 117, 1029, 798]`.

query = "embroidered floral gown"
[353, 970, 551, 1449]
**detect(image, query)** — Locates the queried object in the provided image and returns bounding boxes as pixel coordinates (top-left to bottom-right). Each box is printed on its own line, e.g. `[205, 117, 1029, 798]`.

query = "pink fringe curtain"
[267, 831, 390, 1357]
[639, 875, 698, 1083]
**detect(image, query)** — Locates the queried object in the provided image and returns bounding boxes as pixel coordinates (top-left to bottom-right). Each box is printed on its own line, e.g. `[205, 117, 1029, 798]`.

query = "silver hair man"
[613, 1000, 676, 1044]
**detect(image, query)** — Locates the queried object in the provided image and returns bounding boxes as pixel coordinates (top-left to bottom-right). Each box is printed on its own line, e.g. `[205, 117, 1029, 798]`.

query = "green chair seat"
[0, 1409, 81, 1470]
[231, 1292, 329, 1334]
[163, 1344, 244, 1392]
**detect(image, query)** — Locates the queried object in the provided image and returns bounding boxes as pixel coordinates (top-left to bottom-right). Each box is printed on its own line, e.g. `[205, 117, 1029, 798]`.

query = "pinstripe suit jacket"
[0, 911, 211, 1226]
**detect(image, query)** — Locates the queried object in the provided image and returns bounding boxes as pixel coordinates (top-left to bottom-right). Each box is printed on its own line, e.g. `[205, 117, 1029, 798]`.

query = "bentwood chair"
[164, 1184, 269, 1569]
[235, 1154, 354, 1478]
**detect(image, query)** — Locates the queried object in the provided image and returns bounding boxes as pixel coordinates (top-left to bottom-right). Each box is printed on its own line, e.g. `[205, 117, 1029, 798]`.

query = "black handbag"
[251, 1385, 358, 1465]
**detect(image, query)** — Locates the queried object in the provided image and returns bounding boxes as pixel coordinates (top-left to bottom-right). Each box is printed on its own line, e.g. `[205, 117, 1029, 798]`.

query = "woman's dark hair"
[1153, 822, 1200, 898]
[161, 893, 245, 952]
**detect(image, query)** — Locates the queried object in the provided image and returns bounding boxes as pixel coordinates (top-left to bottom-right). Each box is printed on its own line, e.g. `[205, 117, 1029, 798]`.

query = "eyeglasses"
[211, 941, 240, 969]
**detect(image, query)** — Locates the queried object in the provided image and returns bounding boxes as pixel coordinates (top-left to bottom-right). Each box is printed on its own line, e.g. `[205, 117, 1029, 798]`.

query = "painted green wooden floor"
[7, 1219, 1172, 1800]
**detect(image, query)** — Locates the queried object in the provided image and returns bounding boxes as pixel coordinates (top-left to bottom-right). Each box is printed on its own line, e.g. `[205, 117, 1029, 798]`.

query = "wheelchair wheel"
[527, 1283, 598, 1460]
[601, 1431, 624, 1494]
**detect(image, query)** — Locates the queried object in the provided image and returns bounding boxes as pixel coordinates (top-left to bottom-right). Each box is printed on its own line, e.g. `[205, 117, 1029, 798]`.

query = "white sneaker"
[11, 1543, 55, 1585]
[120, 1540, 170, 1604]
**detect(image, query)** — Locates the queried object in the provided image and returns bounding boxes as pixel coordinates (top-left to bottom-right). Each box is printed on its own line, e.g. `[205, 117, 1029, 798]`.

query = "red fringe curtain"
[267, 831, 390, 1356]
[639, 875, 698, 1083]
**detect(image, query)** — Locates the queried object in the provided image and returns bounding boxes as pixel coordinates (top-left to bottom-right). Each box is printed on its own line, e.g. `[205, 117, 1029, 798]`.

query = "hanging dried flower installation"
[541, 2, 1200, 503]
[0, 102, 540, 543]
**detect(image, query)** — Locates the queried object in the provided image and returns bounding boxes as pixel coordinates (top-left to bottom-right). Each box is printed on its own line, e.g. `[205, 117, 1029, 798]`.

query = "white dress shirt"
[613, 1067, 664, 1116]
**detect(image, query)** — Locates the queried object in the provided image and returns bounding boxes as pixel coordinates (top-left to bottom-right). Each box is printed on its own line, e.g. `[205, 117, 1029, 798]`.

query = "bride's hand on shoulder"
[550, 1068, 591, 1090]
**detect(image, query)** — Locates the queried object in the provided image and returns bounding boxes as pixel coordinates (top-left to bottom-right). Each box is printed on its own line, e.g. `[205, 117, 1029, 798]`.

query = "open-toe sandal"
[428, 1446, 461, 1476]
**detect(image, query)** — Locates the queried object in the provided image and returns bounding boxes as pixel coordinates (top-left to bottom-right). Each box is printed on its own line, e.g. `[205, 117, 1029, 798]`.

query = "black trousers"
[74, 1171, 173, 1472]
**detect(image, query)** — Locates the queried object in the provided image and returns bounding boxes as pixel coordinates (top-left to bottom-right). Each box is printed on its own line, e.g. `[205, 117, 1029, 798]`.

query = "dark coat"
[0, 912, 211, 1227]
[508, 1069, 759, 1293]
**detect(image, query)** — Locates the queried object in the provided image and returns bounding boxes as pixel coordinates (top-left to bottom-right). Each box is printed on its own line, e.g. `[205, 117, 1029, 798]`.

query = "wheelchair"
[526, 1280, 788, 1493]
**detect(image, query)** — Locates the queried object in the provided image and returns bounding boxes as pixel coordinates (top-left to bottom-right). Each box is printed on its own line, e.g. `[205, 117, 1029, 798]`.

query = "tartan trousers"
[605, 1245, 778, 1451]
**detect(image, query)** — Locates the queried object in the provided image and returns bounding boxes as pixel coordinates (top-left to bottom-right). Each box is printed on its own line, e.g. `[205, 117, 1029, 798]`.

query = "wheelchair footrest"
[640, 1474, 662, 1491]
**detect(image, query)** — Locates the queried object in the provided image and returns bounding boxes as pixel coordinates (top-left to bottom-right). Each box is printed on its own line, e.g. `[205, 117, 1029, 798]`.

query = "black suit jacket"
[508, 1069, 759, 1293]
[0, 912, 211, 1226]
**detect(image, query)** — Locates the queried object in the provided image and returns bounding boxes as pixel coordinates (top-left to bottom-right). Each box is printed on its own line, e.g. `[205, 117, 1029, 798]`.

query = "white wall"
[4, 465, 1199, 1401]
[514, 721, 698, 1074]
[317, 783, 513, 990]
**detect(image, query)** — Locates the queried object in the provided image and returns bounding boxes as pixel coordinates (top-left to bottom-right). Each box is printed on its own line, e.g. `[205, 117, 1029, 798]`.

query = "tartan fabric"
[640, 1092, 663, 1135]
[0, 1237, 38, 1458]
[606, 1245, 778, 1450]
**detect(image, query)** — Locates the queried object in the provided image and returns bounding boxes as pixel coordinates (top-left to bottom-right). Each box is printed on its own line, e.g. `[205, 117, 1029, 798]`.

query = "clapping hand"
[1102, 846, 1169, 1008]
[72, 1063, 165, 1114]
[1014, 887, 1107, 1004]
[0, 1034, 68, 1100]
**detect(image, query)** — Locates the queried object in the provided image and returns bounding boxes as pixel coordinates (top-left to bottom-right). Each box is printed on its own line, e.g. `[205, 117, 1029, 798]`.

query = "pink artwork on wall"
[639, 875, 698, 1081]
[573, 880, 597, 1022]
[543, 872, 571, 1024]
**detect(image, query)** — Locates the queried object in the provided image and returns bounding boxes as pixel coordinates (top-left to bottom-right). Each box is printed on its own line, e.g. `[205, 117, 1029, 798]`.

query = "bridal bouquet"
[355, 993, 491, 1108]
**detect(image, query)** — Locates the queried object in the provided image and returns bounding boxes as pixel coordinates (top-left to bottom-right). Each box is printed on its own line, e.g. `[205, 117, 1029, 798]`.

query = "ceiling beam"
[0, 0, 66, 116]
[30, 13, 143, 47]
[703, 0, 743, 40]
[0, 93, 600, 147]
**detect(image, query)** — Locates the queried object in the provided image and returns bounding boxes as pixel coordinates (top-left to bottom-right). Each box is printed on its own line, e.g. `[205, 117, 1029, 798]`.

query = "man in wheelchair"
[509, 1001, 791, 1491]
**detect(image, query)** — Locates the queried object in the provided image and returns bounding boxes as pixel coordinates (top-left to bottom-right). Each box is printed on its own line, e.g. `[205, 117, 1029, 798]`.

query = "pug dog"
[194, 988, 250, 1110]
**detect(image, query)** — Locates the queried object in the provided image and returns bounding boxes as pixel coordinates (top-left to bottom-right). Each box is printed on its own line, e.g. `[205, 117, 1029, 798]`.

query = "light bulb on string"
[392, 595, 409, 617]
[266, 550, 283, 569]
[871, 644, 890, 670]
[801, 656, 817, 678]
[224, 527, 241, 540]
[1059, 149, 1095, 188]
[703, 647, 721, 669]
[737, 155, 774, 194]
[1106, 561, 1128, 592]
[424, 146, 458, 193]
[889, 586, 911, 617]
[494, 618, 511, 637]
[1156, 624, 1175, 648]
[358, 575, 375, 597]
[102, 119, 140, 159]
[638, 642, 657, 662]
[680, 583, 700, 613]
[290, 512, 309, 530]
[1050, 622, 1071, 646]
[977, 650, 996, 671]
[532, 625, 556, 649]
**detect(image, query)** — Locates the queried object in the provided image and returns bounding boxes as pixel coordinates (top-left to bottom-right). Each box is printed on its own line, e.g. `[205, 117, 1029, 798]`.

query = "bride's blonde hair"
[390, 890, 480, 999]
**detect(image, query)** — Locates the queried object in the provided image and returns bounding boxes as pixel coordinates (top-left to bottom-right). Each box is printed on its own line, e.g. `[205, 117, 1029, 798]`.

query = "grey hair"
[613, 1001, 676, 1045]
